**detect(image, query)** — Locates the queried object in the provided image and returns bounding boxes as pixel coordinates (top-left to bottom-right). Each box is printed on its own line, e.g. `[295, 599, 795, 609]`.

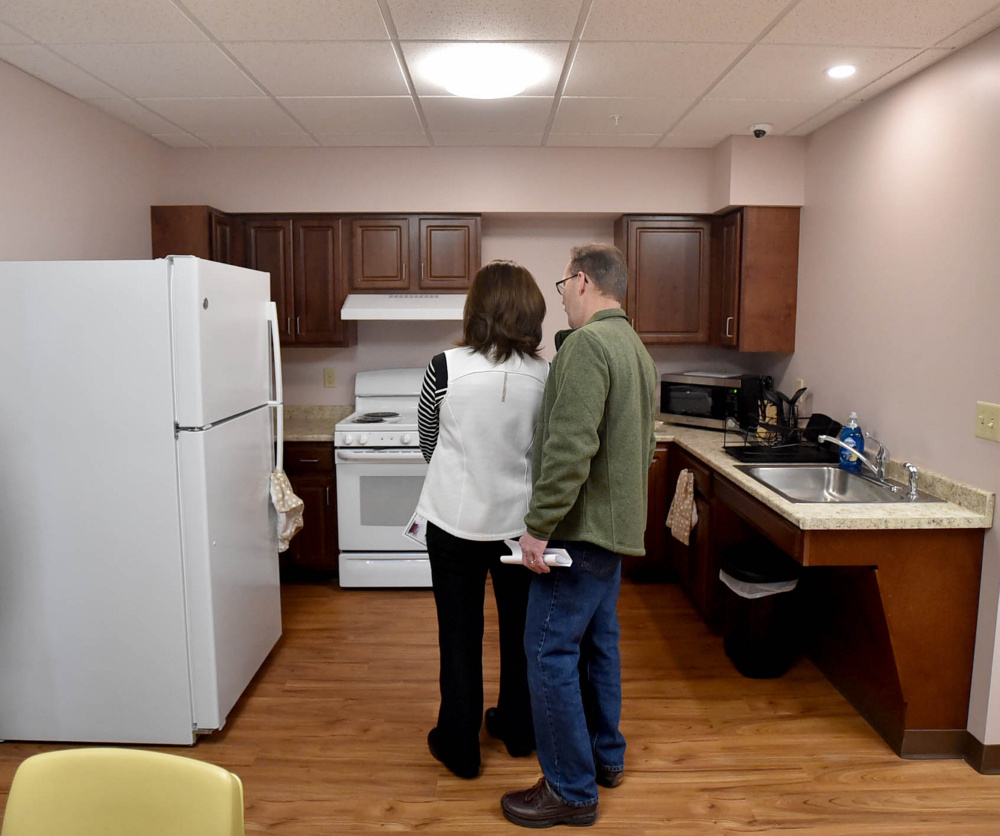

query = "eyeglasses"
[556, 271, 581, 296]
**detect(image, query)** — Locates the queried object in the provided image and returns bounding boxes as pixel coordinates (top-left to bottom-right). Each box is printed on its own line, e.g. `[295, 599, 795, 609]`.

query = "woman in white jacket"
[416, 260, 549, 779]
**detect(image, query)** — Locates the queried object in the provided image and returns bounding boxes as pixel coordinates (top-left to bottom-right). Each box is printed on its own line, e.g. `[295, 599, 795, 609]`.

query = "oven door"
[335, 448, 428, 551]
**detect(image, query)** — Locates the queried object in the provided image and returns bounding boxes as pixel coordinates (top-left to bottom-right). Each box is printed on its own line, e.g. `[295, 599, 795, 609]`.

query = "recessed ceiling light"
[826, 64, 857, 79]
[421, 44, 548, 99]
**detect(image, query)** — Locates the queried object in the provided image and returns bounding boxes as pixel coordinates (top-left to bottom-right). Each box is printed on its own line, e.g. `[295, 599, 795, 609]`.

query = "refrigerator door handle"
[265, 301, 284, 471]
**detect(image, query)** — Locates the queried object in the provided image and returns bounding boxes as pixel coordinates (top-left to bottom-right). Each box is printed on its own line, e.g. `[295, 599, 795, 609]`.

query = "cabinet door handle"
[725, 316, 734, 338]
[325, 486, 330, 505]
[421, 261, 425, 279]
[286, 316, 292, 335]
[296, 316, 301, 334]
[299, 458, 320, 463]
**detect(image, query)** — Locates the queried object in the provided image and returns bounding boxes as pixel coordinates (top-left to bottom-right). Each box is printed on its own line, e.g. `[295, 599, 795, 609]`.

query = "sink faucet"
[818, 434, 881, 476]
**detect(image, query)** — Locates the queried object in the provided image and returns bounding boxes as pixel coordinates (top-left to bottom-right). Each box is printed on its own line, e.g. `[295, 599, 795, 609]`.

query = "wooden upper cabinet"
[244, 214, 354, 348]
[245, 217, 294, 342]
[349, 214, 480, 292]
[418, 216, 480, 290]
[712, 206, 799, 353]
[151, 205, 242, 265]
[350, 216, 410, 291]
[615, 215, 712, 344]
[294, 218, 349, 345]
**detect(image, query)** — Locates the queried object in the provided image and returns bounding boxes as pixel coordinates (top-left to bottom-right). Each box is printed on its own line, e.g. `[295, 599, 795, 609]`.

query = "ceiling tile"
[672, 97, 835, 137]
[51, 42, 263, 98]
[711, 44, 922, 99]
[402, 41, 569, 96]
[180, 0, 388, 41]
[763, 0, 1000, 48]
[0, 21, 32, 43]
[317, 132, 429, 146]
[197, 132, 318, 148]
[583, 0, 790, 42]
[420, 95, 552, 134]
[280, 96, 423, 135]
[938, 7, 1000, 46]
[153, 133, 209, 148]
[546, 133, 660, 147]
[432, 132, 543, 146]
[228, 42, 408, 96]
[139, 97, 305, 135]
[787, 99, 864, 135]
[388, 0, 582, 40]
[0, 45, 120, 97]
[552, 96, 695, 134]
[853, 48, 955, 99]
[0, 0, 205, 43]
[86, 97, 182, 133]
[565, 42, 745, 97]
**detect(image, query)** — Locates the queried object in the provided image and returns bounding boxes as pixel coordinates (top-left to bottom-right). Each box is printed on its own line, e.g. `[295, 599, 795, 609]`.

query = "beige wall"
[0, 62, 164, 260]
[784, 27, 1000, 741]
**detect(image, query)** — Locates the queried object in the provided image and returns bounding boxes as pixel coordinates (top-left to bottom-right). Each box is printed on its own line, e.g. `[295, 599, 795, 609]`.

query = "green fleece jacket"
[524, 308, 658, 555]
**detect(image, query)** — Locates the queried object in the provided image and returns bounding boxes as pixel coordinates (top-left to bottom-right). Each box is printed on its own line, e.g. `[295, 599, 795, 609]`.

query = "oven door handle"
[335, 449, 426, 463]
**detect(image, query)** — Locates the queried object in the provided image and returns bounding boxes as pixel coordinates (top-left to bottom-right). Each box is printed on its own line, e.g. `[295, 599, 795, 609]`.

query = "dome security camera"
[750, 123, 773, 139]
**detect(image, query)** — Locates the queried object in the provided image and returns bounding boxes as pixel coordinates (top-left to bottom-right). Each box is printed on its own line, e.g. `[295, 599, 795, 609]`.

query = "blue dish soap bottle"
[838, 412, 864, 473]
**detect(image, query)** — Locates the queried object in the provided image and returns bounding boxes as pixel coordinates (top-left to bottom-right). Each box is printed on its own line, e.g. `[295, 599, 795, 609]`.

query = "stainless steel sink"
[736, 464, 943, 504]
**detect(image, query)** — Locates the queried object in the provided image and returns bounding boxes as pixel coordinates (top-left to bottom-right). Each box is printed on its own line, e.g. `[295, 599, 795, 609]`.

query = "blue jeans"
[524, 541, 625, 805]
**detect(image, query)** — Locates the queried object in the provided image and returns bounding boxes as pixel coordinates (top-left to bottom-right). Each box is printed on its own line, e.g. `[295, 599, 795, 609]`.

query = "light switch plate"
[323, 368, 337, 388]
[975, 401, 1000, 442]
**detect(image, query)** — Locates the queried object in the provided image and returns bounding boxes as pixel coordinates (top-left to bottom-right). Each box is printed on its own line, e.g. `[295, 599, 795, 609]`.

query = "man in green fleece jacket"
[500, 244, 658, 829]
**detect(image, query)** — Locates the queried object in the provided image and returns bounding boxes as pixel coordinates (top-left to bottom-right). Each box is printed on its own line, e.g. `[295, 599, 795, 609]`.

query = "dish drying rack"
[723, 412, 842, 464]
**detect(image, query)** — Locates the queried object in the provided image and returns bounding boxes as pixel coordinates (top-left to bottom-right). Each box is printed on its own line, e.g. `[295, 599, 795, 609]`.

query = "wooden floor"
[3, 574, 1000, 834]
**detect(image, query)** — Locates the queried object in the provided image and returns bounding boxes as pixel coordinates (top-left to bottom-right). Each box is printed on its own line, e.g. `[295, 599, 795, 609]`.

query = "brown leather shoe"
[501, 777, 598, 828]
[596, 765, 624, 788]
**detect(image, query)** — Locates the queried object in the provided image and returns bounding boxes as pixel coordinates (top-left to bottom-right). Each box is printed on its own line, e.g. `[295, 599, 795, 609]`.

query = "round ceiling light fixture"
[826, 64, 857, 79]
[421, 44, 548, 99]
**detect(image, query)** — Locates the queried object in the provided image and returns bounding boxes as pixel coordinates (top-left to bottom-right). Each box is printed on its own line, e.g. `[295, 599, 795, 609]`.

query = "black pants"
[426, 521, 533, 769]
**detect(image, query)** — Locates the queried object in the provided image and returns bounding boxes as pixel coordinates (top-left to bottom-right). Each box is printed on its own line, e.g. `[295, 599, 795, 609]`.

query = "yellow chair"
[0, 748, 244, 836]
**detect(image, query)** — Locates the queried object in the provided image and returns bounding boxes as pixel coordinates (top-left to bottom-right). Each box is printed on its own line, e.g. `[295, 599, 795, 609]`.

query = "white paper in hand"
[501, 539, 572, 567]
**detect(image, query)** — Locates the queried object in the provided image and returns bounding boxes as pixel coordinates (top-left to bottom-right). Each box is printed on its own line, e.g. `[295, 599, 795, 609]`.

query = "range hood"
[341, 293, 466, 321]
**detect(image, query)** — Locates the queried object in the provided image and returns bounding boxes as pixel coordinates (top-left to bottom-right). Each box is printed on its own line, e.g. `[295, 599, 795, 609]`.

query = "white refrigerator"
[0, 256, 283, 744]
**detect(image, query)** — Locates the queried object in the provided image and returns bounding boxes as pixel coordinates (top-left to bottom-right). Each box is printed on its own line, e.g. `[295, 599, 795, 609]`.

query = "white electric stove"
[334, 369, 431, 588]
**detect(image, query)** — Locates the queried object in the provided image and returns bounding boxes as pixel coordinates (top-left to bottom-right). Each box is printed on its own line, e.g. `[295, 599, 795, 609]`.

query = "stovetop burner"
[363, 411, 399, 418]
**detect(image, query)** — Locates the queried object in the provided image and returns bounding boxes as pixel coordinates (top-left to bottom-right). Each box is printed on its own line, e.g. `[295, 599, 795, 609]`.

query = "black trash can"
[720, 540, 803, 679]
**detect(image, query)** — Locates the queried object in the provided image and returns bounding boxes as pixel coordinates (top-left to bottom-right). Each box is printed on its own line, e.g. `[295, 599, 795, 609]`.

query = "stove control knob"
[358, 433, 369, 445]
[343, 433, 354, 445]
[401, 433, 413, 446]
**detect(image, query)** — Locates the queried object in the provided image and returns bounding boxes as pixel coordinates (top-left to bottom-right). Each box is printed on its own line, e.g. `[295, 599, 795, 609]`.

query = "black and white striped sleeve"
[418, 353, 448, 462]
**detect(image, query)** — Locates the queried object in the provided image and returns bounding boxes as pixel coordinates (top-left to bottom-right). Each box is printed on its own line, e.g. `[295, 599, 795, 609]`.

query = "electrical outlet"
[975, 401, 1000, 442]
[794, 378, 806, 392]
[323, 368, 337, 388]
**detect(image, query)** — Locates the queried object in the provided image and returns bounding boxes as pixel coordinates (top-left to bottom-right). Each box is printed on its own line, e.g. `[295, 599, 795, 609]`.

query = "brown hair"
[458, 260, 546, 362]
[568, 243, 628, 302]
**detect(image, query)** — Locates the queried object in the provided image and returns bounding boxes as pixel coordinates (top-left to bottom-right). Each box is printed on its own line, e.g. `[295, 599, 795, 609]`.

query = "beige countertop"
[654, 420, 994, 532]
[282, 405, 352, 442]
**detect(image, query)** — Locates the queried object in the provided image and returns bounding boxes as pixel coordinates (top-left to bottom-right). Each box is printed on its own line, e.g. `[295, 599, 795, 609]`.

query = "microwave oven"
[660, 373, 768, 431]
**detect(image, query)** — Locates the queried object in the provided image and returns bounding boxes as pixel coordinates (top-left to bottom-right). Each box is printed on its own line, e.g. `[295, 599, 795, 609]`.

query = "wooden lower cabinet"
[643, 443, 670, 562]
[282, 442, 338, 574]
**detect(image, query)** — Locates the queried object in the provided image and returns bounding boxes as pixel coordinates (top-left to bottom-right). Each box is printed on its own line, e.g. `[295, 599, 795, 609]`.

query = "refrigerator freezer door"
[170, 256, 273, 427]
[176, 405, 281, 731]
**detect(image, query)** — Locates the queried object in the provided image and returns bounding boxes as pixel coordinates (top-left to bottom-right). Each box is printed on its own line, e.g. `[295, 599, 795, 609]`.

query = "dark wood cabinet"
[712, 206, 800, 352]
[643, 443, 671, 562]
[349, 214, 480, 292]
[245, 215, 355, 347]
[283, 442, 338, 574]
[614, 215, 713, 343]
[151, 205, 242, 265]
[666, 446, 724, 631]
